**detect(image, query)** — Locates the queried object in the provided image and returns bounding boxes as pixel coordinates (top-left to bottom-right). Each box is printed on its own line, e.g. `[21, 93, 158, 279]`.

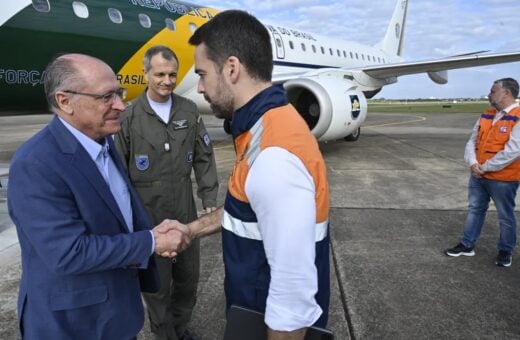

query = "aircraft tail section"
[377, 0, 408, 57]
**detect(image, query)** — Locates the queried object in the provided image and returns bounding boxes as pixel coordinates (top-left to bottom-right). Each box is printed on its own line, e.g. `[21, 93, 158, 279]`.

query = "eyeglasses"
[63, 88, 127, 103]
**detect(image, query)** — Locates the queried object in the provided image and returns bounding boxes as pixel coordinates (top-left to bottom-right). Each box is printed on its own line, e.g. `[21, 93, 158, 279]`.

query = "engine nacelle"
[284, 77, 368, 141]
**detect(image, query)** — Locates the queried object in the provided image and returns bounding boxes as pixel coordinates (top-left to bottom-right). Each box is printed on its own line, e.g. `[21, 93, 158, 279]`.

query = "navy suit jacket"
[8, 116, 159, 339]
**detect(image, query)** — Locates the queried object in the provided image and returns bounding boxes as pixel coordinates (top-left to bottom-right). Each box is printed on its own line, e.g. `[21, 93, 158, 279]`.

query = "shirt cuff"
[264, 301, 322, 331]
[149, 230, 155, 256]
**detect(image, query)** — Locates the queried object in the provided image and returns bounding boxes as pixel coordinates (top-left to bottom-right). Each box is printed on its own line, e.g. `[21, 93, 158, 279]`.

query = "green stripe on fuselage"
[0, 0, 200, 110]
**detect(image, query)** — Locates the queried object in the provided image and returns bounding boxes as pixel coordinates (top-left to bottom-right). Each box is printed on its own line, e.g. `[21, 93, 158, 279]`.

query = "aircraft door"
[271, 31, 285, 59]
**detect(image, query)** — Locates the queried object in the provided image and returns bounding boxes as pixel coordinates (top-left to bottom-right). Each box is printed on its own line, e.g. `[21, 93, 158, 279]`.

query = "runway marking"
[364, 115, 427, 128]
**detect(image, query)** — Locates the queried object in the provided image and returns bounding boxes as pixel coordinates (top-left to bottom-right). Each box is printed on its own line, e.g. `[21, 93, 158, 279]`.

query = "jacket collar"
[48, 116, 131, 233]
[231, 85, 288, 138]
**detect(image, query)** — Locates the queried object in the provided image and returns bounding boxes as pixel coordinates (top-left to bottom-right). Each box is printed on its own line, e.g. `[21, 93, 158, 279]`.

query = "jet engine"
[284, 77, 367, 141]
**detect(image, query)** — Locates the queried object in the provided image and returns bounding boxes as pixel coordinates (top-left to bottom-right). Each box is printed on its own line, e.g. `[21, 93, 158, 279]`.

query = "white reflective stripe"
[222, 210, 262, 240]
[0, 1, 31, 27]
[247, 118, 264, 166]
[223, 210, 329, 242]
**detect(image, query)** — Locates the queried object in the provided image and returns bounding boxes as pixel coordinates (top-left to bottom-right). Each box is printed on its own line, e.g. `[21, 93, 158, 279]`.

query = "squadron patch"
[135, 154, 150, 171]
[500, 126, 508, 133]
[172, 119, 189, 130]
[186, 151, 194, 163]
[203, 132, 211, 146]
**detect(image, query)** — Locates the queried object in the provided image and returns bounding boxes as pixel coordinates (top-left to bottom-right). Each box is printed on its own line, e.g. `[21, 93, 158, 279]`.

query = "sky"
[200, 0, 520, 99]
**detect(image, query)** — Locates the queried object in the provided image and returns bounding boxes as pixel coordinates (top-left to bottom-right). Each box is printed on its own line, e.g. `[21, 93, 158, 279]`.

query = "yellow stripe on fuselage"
[117, 7, 219, 101]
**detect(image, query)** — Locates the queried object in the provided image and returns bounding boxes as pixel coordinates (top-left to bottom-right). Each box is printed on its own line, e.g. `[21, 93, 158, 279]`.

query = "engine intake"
[284, 77, 367, 141]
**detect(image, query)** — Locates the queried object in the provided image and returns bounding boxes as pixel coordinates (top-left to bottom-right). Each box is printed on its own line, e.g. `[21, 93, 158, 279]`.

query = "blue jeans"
[461, 175, 519, 253]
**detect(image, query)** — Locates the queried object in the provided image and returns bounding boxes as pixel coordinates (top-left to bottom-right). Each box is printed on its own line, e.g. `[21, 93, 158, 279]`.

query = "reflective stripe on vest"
[222, 210, 329, 241]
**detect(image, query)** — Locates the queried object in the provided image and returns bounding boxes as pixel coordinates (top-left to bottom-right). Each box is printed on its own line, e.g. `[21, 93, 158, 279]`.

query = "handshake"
[152, 207, 219, 258]
[152, 219, 192, 258]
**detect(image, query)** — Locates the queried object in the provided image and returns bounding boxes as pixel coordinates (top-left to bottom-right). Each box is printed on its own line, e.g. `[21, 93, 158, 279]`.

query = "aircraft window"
[343, 51, 347, 58]
[329, 48, 333, 56]
[32, 0, 50, 12]
[336, 49, 340, 57]
[355, 53, 358, 59]
[72, 1, 89, 19]
[378, 57, 381, 63]
[320, 47, 325, 54]
[361, 54, 365, 60]
[289, 41, 294, 49]
[165, 18, 176, 31]
[301, 43, 306, 52]
[188, 23, 197, 33]
[276, 39, 282, 48]
[312, 45, 316, 53]
[139, 13, 151, 28]
[350, 52, 353, 58]
[108, 8, 122, 23]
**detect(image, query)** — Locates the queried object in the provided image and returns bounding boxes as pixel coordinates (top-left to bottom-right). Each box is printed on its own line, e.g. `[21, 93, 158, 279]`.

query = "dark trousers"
[143, 239, 200, 340]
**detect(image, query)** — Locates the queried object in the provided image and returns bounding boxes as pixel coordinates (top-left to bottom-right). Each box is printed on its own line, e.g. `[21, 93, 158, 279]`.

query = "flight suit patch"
[135, 154, 150, 171]
[203, 132, 211, 146]
[172, 119, 189, 130]
[186, 151, 193, 163]
[500, 126, 508, 133]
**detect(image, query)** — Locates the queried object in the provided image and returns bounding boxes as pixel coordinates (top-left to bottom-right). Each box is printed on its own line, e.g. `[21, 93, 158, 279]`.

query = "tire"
[344, 127, 360, 142]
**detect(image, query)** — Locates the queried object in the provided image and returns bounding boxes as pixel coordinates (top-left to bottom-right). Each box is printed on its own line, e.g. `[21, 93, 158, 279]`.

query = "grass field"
[368, 100, 489, 113]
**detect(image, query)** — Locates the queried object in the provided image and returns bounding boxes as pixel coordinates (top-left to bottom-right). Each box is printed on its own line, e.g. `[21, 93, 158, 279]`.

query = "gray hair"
[43, 55, 83, 111]
[143, 45, 179, 72]
[495, 78, 519, 99]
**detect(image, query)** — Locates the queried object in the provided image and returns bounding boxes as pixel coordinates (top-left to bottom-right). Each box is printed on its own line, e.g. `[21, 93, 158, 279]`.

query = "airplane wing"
[272, 51, 520, 86]
[360, 51, 520, 79]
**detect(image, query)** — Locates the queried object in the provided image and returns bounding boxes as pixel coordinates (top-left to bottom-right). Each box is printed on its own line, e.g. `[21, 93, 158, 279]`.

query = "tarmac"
[1, 111, 520, 339]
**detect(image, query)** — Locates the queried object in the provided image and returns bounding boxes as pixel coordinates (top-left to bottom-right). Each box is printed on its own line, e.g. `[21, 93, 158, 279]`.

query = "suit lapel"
[108, 138, 151, 232]
[49, 117, 129, 233]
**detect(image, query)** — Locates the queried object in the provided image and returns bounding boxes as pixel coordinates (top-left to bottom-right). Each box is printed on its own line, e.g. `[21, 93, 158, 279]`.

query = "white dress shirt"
[59, 117, 155, 256]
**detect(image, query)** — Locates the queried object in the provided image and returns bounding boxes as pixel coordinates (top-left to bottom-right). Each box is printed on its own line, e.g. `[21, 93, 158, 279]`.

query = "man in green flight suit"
[115, 45, 218, 340]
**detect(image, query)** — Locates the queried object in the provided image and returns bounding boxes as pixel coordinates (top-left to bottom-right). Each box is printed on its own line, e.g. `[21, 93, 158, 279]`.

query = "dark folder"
[223, 305, 334, 340]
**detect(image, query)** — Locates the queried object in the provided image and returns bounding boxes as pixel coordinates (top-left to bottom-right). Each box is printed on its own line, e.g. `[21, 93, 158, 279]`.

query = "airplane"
[2, 0, 520, 142]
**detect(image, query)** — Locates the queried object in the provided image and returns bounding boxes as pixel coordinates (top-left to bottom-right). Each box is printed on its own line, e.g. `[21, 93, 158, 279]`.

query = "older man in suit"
[7, 53, 188, 339]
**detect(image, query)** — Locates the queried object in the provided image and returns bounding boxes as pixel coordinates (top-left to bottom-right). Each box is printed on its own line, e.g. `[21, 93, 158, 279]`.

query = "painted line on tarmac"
[364, 115, 427, 128]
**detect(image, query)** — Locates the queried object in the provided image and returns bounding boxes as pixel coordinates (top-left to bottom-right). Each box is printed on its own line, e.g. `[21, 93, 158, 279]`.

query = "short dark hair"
[43, 54, 83, 111]
[495, 78, 519, 98]
[189, 10, 273, 82]
[143, 45, 179, 72]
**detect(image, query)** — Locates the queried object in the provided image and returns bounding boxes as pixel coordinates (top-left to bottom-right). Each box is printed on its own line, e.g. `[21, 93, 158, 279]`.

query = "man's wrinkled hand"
[153, 221, 191, 257]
